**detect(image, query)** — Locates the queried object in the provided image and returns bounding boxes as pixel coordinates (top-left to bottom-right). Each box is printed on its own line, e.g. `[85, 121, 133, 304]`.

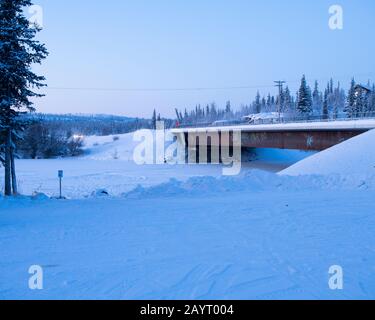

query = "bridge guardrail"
[177, 112, 375, 129]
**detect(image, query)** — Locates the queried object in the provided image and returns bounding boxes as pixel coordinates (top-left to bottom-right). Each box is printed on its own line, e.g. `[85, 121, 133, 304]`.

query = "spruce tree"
[283, 86, 292, 114]
[345, 78, 356, 118]
[254, 91, 261, 113]
[297, 75, 313, 116]
[152, 109, 157, 129]
[312, 81, 322, 115]
[206, 105, 210, 121]
[370, 85, 375, 115]
[322, 89, 329, 120]
[0, 0, 48, 196]
[266, 94, 272, 112]
[225, 101, 232, 119]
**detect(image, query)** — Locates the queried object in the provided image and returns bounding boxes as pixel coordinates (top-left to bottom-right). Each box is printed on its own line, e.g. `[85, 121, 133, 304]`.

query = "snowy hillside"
[83, 132, 139, 161]
[281, 129, 375, 176]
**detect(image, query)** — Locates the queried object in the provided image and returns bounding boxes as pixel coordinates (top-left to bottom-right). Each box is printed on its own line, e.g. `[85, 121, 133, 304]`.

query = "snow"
[281, 129, 375, 176]
[83, 132, 138, 161]
[1, 129, 375, 299]
[243, 112, 285, 121]
[1, 182, 375, 299]
[0, 132, 312, 199]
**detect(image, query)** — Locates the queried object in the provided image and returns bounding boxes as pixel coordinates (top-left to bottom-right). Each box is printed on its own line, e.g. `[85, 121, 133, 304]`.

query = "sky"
[31, 0, 375, 118]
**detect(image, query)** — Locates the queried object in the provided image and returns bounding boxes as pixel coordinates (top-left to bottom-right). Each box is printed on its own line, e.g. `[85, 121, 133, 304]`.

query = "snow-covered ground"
[1, 130, 374, 300]
[0, 132, 312, 198]
[2, 186, 375, 300]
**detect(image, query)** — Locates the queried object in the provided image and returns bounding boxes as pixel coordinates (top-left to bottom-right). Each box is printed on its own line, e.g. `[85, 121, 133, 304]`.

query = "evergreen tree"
[266, 94, 272, 112]
[225, 101, 232, 119]
[225, 101, 231, 113]
[0, 0, 48, 196]
[322, 89, 329, 120]
[283, 86, 292, 114]
[210, 102, 217, 120]
[152, 109, 157, 129]
[297, 75, 313, 115]
[345, 78, 356, 118]
[356, 90, 368, 117]
[329, 78, 334, 94]
[312, 81, 322, 115]
[370, 85, 375, 115]
[254, 91, 261, 113]
[261, 96, 266, 112]
[332, 82, 345, 119]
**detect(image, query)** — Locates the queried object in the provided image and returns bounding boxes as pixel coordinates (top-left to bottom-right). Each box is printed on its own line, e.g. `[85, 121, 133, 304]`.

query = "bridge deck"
[171, 119, 375, 151]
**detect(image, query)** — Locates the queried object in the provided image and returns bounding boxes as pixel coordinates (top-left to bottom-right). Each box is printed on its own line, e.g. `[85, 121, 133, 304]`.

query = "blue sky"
[33, 0, 375, 117]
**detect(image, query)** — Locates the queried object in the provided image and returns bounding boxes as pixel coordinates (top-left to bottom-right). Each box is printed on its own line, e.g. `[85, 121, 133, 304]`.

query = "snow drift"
[124, 170, 375, 200]
[280, 129, 375, 176]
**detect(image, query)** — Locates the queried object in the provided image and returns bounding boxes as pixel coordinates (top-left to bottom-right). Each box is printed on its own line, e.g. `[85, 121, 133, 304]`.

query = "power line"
[45, 84, 275, 92]
[42, 72, 375, 93]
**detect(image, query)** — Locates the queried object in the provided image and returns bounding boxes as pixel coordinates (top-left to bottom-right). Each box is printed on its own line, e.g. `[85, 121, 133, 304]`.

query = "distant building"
[354, 84, 372, 97]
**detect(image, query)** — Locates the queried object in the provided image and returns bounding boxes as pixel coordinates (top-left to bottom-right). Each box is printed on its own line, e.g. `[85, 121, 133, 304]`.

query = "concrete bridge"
[171, 119, 375, 152]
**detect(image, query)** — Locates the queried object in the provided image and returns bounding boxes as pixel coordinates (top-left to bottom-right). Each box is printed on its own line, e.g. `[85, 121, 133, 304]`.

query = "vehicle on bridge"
[243, 112, 285, 124]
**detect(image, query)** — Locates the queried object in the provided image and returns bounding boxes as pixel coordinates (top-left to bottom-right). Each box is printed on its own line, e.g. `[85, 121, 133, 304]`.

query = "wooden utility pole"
[274, 81, 286, 121]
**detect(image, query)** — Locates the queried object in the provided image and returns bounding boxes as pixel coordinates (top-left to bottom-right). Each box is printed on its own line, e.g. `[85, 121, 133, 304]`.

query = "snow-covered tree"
[152, 109, 157, 129]
[283, 86, 293, 114]
[254, 92, 261, 113]
[297, 75, 313, 115]
[266, 94, 272, 112]
[355, 89, 368, 117]
[0, 0, 48, 196]
[312, 81, 323, 115]
[369, 85, 375, 115]
[345, 79, 356, 118]
[322, 88, 329, 120]
[332, 83, 346, 119]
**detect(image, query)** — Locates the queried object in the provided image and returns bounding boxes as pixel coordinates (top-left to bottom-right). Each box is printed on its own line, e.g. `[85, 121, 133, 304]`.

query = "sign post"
[58, 170, 63, 199]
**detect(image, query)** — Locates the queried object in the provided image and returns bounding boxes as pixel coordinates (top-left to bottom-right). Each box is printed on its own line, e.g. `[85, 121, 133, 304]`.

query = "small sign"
[58, 170, 64, 178]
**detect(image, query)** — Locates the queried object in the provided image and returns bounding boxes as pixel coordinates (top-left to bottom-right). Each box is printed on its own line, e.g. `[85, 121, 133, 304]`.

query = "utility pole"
[274, 81, 286, 122]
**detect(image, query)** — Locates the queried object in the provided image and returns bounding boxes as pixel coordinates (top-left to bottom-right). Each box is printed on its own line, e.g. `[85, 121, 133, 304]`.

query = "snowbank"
[124, 170, 375, 199]
[281, 130, 375, 176]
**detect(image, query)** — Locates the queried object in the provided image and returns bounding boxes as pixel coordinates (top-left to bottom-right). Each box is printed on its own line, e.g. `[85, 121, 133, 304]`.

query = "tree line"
[175, 76, 375, 125]
[12, 114, 153, 159]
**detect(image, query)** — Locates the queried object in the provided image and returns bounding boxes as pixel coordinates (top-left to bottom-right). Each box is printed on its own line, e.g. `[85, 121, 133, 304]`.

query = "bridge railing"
[177, 112, 375, 129]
